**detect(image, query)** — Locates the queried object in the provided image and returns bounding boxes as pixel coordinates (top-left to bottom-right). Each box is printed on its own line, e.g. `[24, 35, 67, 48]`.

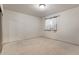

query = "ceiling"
[3, 4, 79, 17]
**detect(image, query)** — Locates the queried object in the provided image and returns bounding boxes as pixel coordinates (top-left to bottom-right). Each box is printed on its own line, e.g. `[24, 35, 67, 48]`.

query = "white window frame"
[44, 17, 57, 32]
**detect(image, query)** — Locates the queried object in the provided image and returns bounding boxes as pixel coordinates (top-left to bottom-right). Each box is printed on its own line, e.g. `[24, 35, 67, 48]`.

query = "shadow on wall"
[0, 12, 2, 53]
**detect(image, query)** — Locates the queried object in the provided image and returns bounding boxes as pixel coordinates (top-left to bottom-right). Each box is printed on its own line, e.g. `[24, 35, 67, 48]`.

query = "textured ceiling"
[3, 4, 79, 17]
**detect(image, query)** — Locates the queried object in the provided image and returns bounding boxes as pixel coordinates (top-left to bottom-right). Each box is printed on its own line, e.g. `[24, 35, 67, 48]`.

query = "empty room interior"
[0, 4, 79, 55]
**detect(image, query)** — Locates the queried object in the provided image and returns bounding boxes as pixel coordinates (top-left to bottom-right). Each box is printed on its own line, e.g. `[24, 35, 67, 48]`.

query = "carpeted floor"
[1, 37, 79, 55]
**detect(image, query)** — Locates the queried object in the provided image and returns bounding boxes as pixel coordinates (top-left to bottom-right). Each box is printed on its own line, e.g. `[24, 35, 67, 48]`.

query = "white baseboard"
[2, 36, 41, 45]
[43, 36, 79, 46]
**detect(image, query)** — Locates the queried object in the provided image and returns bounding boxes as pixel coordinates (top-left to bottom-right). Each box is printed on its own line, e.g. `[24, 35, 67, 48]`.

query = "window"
[45, 18, 57, 31]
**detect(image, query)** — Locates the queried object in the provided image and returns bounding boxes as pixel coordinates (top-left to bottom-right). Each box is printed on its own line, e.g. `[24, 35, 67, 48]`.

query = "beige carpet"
[1, 37, 79, 55]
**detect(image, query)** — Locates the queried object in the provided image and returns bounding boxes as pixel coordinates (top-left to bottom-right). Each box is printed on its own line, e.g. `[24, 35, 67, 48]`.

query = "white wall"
[3, 7, 79, 45]
[2, 9, 42, 43]
[42, 7, 79, 44]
